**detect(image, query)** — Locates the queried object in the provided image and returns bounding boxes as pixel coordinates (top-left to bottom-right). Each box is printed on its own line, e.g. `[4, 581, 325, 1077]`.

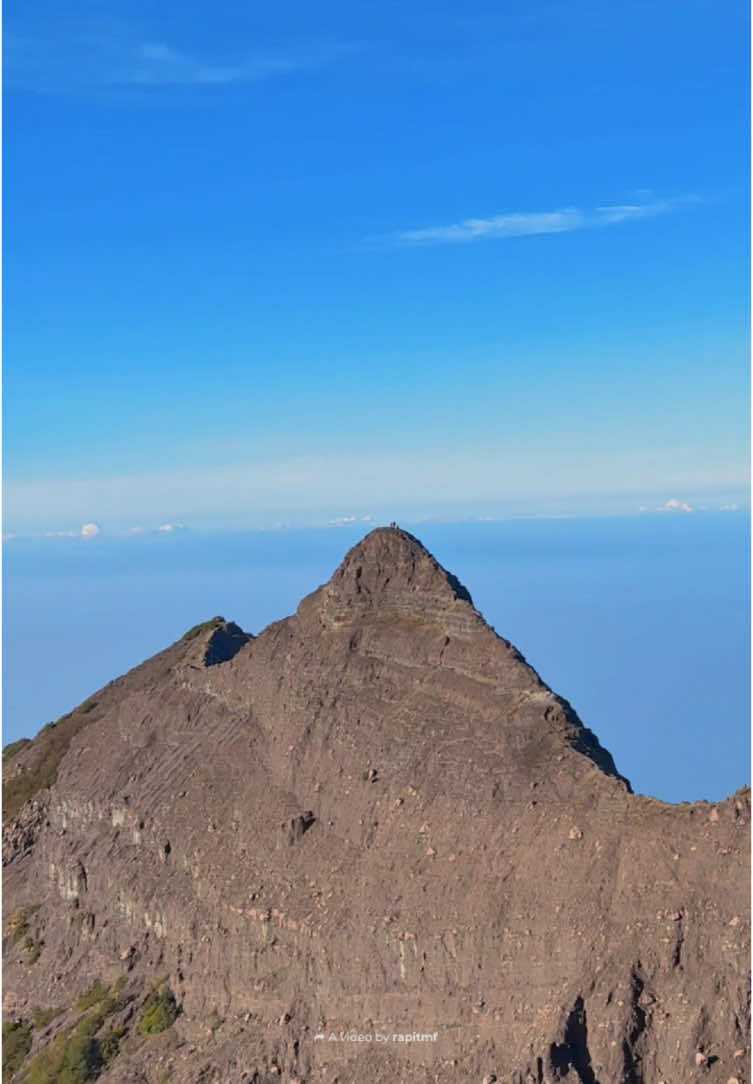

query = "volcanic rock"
[2, 527, 749, 1083]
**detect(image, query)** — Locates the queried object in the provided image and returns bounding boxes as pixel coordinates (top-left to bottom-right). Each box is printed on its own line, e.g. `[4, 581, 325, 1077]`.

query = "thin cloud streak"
[391, 198, 695, 246]
[129, 41, 351, 87]
[4, 24, 354, 92]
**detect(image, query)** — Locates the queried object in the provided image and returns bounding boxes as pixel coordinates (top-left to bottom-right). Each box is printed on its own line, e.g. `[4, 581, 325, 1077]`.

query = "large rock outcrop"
[2, 527, 749, 1083]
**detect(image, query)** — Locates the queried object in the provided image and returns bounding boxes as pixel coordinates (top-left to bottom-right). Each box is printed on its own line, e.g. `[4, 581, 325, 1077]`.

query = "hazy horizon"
[3, 485, 749, 539]
[4, 513, 749, 806]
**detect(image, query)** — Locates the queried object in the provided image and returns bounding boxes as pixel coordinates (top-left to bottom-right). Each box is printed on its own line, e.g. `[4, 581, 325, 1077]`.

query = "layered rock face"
[2, 528, 750, 1083]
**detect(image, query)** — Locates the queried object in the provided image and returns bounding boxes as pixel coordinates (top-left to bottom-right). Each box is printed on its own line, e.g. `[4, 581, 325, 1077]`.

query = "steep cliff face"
[3, 528, 749, 1084]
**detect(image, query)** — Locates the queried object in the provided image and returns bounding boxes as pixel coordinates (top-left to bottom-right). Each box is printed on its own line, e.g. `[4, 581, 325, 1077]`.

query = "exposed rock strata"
[2, 527, 749, 1083]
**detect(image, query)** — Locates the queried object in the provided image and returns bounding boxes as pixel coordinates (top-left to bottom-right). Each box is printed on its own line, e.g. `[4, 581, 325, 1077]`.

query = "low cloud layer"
[658, 498, 693, 513]
[5, 444, 745, 536]
[327, 514, 373, 527]
[37, 522, 101, 539]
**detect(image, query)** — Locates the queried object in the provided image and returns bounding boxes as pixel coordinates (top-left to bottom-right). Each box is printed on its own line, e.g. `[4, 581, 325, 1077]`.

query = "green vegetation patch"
[3, 701, 105, 824]
[22, 982, 130, 1084]
[75, 983, 109, 1013]
[3, 1018, 32, 1078]
[182, 616, 225, 642]
[2, 738, 31, 764]
[98, 1026, 125, 1065]
[22, 1018, 101, 1084]
[6, 905, 40, 945]
[74, 978, 128, 1016]
[138, 988, 180, 1035]
[32, 1007, 64, 1031]
[207, 1008, 224, 1034]
[23, 935, 44, 964]
[56, 1019, 104, 1083]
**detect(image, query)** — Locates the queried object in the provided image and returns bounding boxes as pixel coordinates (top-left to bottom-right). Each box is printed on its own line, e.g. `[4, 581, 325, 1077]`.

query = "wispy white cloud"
[81, 522, 101, 539]
[128, 41, 341, 87]
[390, 197, 694, 246]
[4, 23, 353, 92]
[396, 208, 584, 245]
[126, 524, 188, 536]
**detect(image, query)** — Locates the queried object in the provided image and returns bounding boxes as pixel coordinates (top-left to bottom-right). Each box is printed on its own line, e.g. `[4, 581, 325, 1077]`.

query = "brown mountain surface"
[2, 527, 749, 1083]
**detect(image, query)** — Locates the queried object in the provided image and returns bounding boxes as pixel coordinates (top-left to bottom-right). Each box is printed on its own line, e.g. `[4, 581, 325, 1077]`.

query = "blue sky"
[3, 0, 750, 532]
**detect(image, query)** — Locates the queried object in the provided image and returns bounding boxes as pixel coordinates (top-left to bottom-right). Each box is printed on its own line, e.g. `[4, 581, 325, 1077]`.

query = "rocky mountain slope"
[2, 527, 749, 1083]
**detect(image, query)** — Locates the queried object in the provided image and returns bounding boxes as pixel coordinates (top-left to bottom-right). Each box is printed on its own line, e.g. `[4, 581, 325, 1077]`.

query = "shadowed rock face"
[2, 527, 749, 1083]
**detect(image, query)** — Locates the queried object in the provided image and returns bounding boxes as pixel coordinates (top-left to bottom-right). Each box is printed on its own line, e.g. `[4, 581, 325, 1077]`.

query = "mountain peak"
[298, 526, 476, 629]
[342, 526, 473, 602]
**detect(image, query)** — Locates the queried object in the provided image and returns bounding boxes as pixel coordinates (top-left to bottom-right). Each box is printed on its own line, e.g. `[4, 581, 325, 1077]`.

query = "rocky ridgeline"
[2, 527, 750, 1083]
